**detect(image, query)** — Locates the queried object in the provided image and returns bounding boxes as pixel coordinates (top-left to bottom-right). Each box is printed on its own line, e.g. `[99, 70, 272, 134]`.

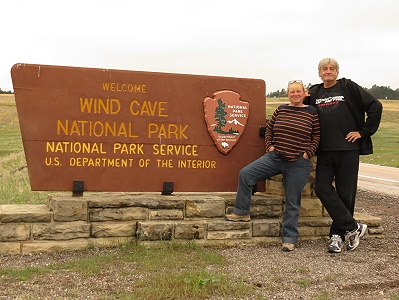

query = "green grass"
[359, 101, 399, 167]
[391, 293, 399, 300]
[266, 98, 399, 168]
[0, 151, 49, 204]
[0, 267, 44, 281]
[0, 241, 258, 299]
[0, 95, 23, 156]
[293, 278, 311, 286]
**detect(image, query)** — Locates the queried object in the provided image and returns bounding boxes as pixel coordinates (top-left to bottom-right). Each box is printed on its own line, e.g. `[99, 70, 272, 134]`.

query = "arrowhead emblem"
[203, 90, 250, 155]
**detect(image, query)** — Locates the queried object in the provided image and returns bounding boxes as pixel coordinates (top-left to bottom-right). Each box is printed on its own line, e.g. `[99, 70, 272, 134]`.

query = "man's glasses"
[288, 80, 303, 85]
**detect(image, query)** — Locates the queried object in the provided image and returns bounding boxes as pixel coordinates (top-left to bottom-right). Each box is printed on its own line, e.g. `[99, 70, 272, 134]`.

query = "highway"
[358, 163, 399, 196]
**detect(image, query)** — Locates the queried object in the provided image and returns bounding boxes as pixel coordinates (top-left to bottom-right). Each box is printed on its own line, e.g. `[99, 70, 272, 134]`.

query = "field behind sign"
[1, 95, 398, 204]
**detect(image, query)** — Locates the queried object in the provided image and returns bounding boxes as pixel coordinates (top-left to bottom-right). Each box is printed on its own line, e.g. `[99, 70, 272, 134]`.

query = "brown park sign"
[11, 63, 266, 193]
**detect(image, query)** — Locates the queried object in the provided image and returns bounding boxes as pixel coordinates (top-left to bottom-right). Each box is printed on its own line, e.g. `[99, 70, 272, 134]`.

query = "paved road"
[358, 163, 399, 196]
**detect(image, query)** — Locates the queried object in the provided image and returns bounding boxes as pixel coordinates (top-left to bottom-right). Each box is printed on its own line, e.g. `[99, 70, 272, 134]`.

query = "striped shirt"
[265, 104, 320, 161]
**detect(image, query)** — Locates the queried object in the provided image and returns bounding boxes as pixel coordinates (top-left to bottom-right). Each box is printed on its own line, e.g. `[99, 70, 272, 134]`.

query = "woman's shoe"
[282, 243, 295, 251]
[225, 213, 250, 222]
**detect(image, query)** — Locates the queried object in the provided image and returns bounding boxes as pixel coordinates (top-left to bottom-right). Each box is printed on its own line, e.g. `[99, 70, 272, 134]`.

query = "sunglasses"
[288, 80, 303, 85]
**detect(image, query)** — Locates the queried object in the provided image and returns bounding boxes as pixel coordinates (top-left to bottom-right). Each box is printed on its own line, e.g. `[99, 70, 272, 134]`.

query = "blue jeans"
[234, 151, 311, 244]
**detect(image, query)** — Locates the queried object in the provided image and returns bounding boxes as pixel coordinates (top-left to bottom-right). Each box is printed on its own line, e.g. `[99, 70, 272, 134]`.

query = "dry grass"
[0, 94, 22, 157]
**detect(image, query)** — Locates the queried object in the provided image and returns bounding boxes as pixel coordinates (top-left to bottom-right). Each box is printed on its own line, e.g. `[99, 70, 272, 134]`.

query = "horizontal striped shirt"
[265, 104, 320, 161]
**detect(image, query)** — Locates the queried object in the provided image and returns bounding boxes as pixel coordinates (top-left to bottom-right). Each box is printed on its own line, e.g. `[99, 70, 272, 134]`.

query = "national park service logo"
[203, 90, 249, 155]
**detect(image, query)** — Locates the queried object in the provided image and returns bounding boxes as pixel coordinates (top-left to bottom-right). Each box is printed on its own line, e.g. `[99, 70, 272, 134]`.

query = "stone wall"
[0, 159, 384, 255]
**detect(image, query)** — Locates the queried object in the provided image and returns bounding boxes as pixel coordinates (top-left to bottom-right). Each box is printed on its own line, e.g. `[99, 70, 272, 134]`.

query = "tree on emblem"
[213, 98, 227, 133]
[213, 98, 239, 135]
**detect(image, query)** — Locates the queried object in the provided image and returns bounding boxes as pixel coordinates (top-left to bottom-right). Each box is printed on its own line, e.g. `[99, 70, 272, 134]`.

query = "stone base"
[0, 193, 383, 255]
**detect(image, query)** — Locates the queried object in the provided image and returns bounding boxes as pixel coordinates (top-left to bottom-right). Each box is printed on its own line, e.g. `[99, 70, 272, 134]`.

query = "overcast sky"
[1, 0, 398, 93]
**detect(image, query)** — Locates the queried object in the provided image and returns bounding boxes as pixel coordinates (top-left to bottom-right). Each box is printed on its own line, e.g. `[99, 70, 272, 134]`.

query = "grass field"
[0, 95, 398, 205]
[0, 94, 22, 156]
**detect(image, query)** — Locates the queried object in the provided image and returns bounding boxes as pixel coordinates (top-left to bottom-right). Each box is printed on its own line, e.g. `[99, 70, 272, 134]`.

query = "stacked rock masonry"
[0, 158, 383, 255]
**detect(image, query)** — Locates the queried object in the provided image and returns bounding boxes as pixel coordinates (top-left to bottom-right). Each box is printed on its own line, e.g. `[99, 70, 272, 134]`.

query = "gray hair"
[318, 58, 339, 73]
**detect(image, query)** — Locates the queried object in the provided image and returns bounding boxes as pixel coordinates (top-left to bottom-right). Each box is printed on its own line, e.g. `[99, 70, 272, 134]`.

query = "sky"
[1, 0, 399, 94]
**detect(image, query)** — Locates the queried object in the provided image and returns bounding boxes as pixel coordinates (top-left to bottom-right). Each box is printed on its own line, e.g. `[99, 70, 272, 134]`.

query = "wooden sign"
[11, 63, 266, 193]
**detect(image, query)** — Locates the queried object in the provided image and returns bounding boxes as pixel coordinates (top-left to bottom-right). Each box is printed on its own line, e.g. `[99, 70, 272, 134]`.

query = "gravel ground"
[217, 188, 399, 299]
[1, 187, 398, 300]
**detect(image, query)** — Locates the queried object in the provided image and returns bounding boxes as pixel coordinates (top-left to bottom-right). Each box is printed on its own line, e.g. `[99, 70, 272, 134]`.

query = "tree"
[0, 88, 13, 94]
[267, 88, 287, 98]
[365, 85, 399, 100]
[267, 84, 399, 100]
[213, 98, 228, 133]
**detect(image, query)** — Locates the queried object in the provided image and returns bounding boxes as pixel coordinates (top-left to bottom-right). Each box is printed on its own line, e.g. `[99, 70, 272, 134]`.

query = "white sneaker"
[328, 234, 343, 253]
[346, 223, 367, 251]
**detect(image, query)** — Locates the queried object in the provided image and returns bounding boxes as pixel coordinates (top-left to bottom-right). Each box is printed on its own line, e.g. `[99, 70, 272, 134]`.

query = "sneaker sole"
[282, 247, 294, 251]
[347, 243, 358, 251]
[328, 248, 341, 253]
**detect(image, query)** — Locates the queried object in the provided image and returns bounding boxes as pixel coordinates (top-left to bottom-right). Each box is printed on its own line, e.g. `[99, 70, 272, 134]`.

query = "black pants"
[315, 150, 359, 239]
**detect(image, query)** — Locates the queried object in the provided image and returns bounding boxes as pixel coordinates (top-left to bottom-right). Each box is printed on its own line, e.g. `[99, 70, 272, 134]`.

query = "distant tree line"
[0, 88, 13, 94]
[267, 84, 399, 100]
[364, 85, 399, 100]
[2, 84, 399, 99]
[267, 89, 287, 98]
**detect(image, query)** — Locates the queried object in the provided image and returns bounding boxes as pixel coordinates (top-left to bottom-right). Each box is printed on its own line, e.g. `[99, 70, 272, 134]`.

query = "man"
[306, 58, 382, 253]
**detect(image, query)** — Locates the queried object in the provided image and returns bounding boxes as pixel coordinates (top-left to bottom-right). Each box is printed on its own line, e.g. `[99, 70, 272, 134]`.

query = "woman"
[226, 80, 320, 251]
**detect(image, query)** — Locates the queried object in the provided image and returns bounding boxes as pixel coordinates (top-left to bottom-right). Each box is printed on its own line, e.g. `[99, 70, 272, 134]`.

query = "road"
[358, 163, 399, 196]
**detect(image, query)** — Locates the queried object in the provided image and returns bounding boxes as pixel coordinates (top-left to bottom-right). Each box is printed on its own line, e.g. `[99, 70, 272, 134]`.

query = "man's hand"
[345, 131, 361, 143]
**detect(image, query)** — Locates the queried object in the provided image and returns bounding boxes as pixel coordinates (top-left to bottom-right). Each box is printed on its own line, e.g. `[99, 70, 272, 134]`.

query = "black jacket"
[305, 78, 383, 155]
